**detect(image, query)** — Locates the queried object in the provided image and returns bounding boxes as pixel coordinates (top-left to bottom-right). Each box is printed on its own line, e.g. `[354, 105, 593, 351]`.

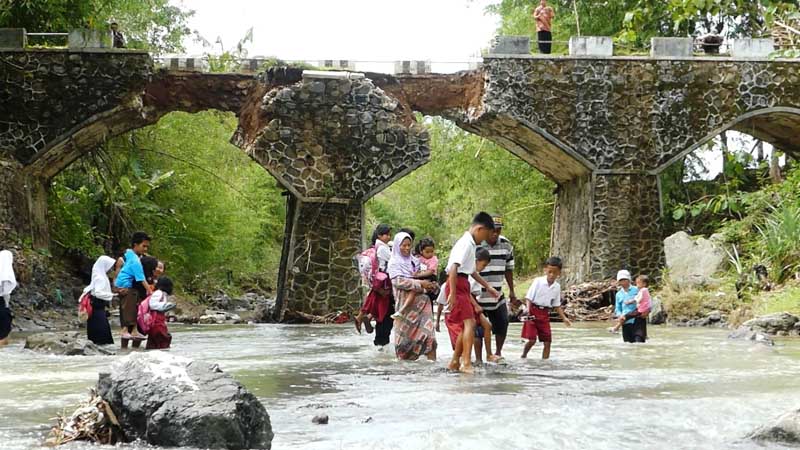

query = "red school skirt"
[444, 275, 474, 325]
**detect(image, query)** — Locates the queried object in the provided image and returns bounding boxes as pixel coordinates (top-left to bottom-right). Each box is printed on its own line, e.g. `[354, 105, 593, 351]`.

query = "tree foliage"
[366, 118, 555, 275]
[0, 0, 194, 52]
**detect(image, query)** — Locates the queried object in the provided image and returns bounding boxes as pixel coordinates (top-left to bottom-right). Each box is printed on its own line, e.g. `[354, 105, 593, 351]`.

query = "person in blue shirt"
[115, 231, 153, 343]
[610, 270, 639, 341]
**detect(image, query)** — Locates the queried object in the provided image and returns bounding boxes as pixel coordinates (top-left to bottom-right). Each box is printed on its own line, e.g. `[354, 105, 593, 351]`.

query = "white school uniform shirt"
[445, 232, 477, 275]
[375, 240, 391, 272]
[525, 276, 562, 308]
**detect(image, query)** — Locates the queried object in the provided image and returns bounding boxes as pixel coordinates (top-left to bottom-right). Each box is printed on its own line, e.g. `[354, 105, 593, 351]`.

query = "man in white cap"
[612, 269, 639, 342]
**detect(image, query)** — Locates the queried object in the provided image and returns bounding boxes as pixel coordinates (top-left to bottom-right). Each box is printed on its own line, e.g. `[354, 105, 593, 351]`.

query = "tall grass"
[756, 203, 800, 282]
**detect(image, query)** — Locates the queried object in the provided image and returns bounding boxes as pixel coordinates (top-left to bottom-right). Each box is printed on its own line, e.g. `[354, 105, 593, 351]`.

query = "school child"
[145, 277, 176, 350]
[82, 256, 116, 345]
[468, 248, 501, 365]
[445, 212, 500, 374]
[436, 248, 494, 356]
[0, 250, 17, 346]
[521, 257, 572, 359]
[611, 274, 651, 342]
[355, 224, 392, 334]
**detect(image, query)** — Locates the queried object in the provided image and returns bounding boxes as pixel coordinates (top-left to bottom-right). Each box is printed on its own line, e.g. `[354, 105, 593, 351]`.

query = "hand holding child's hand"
[474, 305, 483, 314]
[564, 318, 573, 327]
[487, 287, 501, 299]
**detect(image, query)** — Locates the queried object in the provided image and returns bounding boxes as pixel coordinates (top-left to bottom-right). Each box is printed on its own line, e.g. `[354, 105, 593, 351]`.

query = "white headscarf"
[0, 250, 17, 308]
[83, 256, 116, 302]
[387, 232, 416, 280]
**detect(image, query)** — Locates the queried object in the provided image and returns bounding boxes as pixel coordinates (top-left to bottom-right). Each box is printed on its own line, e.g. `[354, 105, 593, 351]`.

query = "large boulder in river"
[728, 326, 775, 345]
[742, 312, 800, 336]
[648, 296, 667, 325]
[97, 352, 272, 449]
[664, 231, 727, 289]
[24, 331, 114, 356]
[747, 408, 800, 445]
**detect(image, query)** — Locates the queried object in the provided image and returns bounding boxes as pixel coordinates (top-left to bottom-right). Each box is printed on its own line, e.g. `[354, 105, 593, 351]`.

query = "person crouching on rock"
[114, 231, 153, 345]
[146, 277, 176, 350]
[0, 250, 18, 346]
[84, 256, 117, 345]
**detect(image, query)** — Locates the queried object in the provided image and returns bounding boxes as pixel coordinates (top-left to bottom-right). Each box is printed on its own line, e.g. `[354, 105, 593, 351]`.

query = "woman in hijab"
[83, 256, 116, 345]
[387, 232, 437, 361]
[0, 250, 17, 345]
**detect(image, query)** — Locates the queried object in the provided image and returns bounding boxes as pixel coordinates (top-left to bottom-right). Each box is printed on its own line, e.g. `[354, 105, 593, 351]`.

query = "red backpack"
[78, 293, 92, 322]
[137, 294, 154, 335]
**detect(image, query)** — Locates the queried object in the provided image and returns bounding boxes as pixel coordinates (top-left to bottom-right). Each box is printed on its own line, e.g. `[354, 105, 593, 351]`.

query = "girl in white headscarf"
[83, 256, 116, 345]
[0, 250, 17, 345]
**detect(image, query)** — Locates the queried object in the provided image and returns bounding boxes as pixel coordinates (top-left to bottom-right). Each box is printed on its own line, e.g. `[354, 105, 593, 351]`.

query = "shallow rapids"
[1, 323, 799, 450]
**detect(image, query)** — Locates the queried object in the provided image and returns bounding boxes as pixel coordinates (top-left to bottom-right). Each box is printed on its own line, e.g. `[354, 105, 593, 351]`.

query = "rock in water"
[648, 296, 667, 325]
[742, 312, 800, 336]
[24, 331, 114, 356]
[312, 414, 329, 425]
[97, 352, 273, 449]
[747, 408, 800, 445]
[728, 326, 774, 346]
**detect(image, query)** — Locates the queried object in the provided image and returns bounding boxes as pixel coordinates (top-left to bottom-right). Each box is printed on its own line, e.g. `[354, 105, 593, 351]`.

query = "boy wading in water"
[445, 212, 500, 374]
[521, 257, 572, 359]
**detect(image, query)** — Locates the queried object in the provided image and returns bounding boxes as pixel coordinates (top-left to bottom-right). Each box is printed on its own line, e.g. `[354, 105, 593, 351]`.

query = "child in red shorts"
[444, 212, 499, 374]
[521, 256, 572, 359]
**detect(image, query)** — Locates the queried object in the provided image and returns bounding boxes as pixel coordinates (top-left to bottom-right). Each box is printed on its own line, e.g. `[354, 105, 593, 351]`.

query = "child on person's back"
[521, 257, 572, 359]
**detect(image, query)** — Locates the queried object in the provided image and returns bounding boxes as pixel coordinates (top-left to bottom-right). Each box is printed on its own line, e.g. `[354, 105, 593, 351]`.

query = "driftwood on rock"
[562, 280, 618, 321]
[283, 309, 350, 324]
[47, 389, 123, 446]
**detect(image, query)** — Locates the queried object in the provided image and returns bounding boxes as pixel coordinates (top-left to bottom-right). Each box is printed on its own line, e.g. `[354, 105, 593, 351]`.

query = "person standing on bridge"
[533, 0, 555, 54]
[110, 22, 126, 49]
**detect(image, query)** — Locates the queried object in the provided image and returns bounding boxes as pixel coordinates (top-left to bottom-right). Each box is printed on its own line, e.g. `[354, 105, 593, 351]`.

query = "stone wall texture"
[0, 50, 154, 164]
[471, 57, 800, 280]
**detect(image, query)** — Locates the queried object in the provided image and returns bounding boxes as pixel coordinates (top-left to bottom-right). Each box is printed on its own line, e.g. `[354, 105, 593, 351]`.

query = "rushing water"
[1, 323, 799, 450]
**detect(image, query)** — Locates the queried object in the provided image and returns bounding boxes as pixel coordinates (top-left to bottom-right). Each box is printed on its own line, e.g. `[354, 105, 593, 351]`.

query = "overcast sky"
[175, 0, 499, 71]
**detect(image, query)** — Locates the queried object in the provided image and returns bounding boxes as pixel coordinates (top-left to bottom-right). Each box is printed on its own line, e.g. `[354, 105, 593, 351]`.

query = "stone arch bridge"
[2, 45, 800, 316]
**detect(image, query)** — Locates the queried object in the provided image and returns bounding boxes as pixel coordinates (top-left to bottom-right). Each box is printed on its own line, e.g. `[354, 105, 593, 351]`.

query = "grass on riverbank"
[754, 279, 800, 316]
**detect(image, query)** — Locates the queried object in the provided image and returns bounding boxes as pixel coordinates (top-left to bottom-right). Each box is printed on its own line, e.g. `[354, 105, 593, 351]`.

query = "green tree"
[366, 118, 555, 275]
[0, 0, 194, 52]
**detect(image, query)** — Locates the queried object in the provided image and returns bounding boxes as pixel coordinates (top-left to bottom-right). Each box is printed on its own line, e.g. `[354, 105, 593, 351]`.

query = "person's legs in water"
[521, 338, 536, 358]
[542, 341, 552, 359]
[490, 303, 509, 357]
[449, 331, 463, 371]
[460, 318, 476, 373]
[478, 314, 501, 363]
[474, 324, 484, 365]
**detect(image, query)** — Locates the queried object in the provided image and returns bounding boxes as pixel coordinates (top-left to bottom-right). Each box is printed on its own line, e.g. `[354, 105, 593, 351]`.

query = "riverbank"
[2, 323, 799, 450]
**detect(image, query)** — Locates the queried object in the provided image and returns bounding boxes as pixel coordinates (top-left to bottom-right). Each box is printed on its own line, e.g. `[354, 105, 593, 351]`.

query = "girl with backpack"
[81, 256, 116, 345]
[354, 224, 392, 335]
[141, 277, 175, 350]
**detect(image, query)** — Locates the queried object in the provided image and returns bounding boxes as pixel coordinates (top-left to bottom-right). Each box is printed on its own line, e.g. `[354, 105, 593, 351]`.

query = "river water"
[1, 323, 799, 450]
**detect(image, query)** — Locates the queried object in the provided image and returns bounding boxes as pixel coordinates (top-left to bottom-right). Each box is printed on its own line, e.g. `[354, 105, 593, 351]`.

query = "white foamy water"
[1, 323, 798, 450]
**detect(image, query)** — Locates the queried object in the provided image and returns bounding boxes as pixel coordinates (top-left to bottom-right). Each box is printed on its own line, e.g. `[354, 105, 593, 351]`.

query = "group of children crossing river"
[0, 212, 650, 366]
[355, 211, 651, 373]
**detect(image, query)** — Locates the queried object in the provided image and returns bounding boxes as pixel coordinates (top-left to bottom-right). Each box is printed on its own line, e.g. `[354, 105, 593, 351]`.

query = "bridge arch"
[655, 106, 800, 175]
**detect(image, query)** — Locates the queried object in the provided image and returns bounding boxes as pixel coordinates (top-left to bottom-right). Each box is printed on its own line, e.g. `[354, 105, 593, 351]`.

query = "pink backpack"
[137, 294, 154, 335]
[356, 247, 380, 285]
